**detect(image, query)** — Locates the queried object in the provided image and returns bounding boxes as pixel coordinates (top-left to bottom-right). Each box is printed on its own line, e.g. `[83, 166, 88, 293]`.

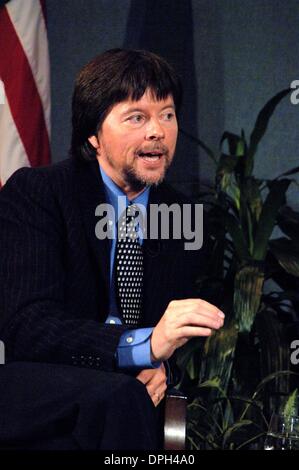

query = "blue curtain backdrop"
[47, 0, 299, 206]
[123, 0, 199, 196]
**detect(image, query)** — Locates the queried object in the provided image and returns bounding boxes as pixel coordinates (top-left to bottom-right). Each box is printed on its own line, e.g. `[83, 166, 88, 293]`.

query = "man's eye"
[162, 112, 175, 121]
[128, 115, 144, 123]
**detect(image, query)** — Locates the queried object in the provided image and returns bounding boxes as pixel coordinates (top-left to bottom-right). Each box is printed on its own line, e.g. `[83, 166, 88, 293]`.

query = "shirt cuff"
[117, 328, 161, 369]
[105, 315, 123, 325]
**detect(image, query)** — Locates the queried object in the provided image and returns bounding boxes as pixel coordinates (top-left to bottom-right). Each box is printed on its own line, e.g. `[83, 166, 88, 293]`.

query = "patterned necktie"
[115, 203, 143, 326]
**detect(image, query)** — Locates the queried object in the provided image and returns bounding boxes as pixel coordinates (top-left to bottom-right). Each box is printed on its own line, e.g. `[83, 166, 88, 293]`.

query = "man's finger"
[170, 298, 225, 316]
[178, 325, 213, 338]
[175, 311, 223, 330]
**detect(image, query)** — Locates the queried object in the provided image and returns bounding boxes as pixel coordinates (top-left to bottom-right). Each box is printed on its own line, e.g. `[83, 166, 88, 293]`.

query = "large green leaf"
[243, 177, 263, 224]
[252, 371, 299, 406]
[275, 165, 299, 179]
[282, 390, 298, 420]
[198, 377, 226, 395]
[234, 264, 264, 333]
[238, 178, 263, 255]
[269, 238, 299, 277]
[176, 336, 206, 383]
[220, 173, 241, 210]
[277, 206, 299, 247]
[240, 371, 298, 422]
[253, 179, 291, 260]
[219, 133, 247, 181]
[225, 212, 250, 260]
[217, 153, 240, 175]
[200, 321, 239, 394]
[222, 420, 253, 448]
[220, 132, 244, 156]
[255, 307, 291, 408]
[246, 89, 291, 176]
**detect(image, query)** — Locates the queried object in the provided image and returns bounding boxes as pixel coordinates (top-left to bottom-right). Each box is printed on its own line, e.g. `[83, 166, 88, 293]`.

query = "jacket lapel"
[142, 184, 178, 327]
[73, 158, 110, 294]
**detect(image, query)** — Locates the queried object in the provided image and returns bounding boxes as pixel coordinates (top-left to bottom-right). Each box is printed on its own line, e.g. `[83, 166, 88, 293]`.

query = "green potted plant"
[177, 89, 299, 449]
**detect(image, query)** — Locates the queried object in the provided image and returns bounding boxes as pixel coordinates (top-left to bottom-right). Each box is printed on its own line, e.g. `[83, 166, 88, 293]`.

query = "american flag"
[0, 0, 51, 187]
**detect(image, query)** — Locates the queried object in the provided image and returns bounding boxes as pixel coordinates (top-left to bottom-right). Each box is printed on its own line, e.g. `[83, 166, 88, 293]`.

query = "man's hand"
[136, 363, 167, 407]
[151, 298, 225, 362]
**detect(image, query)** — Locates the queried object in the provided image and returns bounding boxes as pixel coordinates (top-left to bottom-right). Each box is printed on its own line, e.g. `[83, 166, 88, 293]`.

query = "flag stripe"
[40, 0, 47, 25]
[0, 5, 50, 170]
[6, 0, 51, 137]
[0, 94, 30, 185]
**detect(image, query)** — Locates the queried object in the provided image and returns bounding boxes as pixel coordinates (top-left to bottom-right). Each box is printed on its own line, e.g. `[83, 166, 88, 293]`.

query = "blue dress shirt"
[99, 164, 160, 369]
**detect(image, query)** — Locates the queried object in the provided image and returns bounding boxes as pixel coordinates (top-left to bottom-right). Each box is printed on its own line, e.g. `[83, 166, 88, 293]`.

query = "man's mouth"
[137, 151, 164, 162]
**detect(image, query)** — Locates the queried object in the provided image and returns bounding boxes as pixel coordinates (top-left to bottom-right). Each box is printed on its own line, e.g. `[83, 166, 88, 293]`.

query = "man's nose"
[145, 118, 165, 140]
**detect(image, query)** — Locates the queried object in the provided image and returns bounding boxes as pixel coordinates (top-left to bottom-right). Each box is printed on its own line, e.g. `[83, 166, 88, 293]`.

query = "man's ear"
[88, 135, 99, 150]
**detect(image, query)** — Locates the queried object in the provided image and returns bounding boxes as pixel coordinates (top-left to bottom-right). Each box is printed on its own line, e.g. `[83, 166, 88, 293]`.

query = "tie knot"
[127, 203, 138, 218]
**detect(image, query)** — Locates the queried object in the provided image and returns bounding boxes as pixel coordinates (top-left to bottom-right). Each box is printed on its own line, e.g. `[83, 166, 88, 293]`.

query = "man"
[0, 49, 224, 450]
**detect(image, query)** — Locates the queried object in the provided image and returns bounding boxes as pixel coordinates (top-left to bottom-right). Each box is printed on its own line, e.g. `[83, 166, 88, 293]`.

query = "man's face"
[89, 89, 178, 196]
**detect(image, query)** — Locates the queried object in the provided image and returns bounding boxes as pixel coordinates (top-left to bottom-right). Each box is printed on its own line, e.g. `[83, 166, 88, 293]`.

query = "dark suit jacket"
[0, 157, 207, 372]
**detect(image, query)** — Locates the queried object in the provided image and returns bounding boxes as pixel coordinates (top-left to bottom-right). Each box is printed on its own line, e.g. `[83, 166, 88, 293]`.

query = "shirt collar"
[99, 162, 150, 215]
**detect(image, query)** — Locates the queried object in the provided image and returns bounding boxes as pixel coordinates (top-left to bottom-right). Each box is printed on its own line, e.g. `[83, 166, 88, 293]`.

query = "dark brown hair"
[70, 48, 182, 161]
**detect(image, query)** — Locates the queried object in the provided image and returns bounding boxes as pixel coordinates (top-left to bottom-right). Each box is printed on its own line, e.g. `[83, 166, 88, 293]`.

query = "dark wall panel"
[47, 0, 299, 203]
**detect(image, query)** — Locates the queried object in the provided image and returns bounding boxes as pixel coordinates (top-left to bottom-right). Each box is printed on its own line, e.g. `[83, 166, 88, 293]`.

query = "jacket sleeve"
[0, 167, 127, 372]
